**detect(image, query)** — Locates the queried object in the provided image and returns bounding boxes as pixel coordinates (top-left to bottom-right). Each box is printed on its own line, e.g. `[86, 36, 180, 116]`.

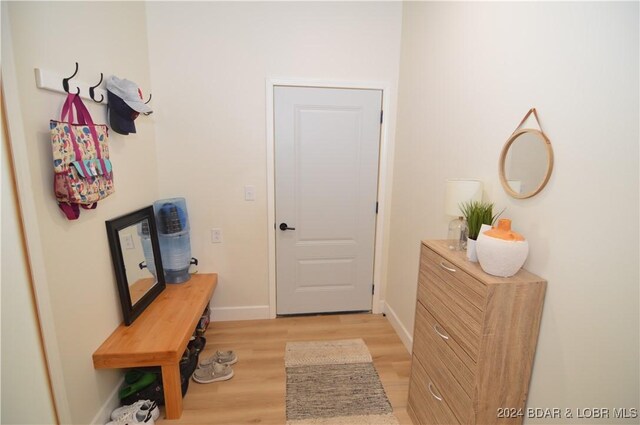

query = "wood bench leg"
[161, 363, 183, 419]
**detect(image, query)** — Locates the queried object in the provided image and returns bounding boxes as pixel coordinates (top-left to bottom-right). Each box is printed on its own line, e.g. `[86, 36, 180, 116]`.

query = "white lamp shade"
[444, 179, 483, 216]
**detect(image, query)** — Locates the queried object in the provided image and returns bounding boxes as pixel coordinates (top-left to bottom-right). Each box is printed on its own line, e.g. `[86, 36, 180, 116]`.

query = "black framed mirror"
[106, 206, 166, 325]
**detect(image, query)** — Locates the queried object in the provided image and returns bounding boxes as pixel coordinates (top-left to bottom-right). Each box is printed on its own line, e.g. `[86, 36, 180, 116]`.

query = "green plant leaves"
[459, 201, 504, 240]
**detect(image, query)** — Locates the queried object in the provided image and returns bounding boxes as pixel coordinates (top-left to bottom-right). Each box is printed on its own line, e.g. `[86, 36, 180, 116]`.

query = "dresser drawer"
[421, 246, 487, 310]
[409, 356, 461, 425]
[417, 274, 481, 360]
[421, 268, 483, 324]
[408, 385, 437, 425]
[414, 307, 473, 424]
[414, 302, 476, 393]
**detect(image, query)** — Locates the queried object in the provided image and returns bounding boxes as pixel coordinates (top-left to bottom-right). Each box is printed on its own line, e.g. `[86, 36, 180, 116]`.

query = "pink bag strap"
[72, 95, 95, 126]
[60, 94, 103, 160]
[60, 95, 88, 176]
[61, 94, 77, 123]
[57, 201, 98, 220]
[58, 203, 80, 220]
[73, 96, 102, 159]
[60, 93, 93, 126]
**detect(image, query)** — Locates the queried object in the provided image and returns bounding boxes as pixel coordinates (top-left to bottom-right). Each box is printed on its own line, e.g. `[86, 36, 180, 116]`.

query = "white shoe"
[106, 409, 154, 425]
[110, 400, 159, 422]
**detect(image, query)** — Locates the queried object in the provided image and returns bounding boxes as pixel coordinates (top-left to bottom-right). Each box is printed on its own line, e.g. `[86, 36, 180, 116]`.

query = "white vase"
[466, 238, 478, 262]
[476, 221, 529, 277]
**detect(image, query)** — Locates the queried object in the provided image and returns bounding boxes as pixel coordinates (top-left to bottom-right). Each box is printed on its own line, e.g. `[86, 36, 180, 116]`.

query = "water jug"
[153, 197, 192, 283]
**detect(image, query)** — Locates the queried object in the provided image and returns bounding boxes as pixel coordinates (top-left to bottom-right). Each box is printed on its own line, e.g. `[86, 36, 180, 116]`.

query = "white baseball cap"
[106, 75, 153, 114]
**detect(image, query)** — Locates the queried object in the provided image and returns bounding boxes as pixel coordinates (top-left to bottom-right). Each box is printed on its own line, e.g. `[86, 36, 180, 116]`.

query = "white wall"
[386, 2, 639, 422]
[3, 2, 158, 423]
[146, 2, 403, 316]
[1, 103, 57, 424]
[4, 2, 637, 422]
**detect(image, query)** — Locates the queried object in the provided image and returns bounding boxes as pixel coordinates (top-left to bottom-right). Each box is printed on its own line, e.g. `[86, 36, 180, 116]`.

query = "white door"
[275, 86, 382, 315]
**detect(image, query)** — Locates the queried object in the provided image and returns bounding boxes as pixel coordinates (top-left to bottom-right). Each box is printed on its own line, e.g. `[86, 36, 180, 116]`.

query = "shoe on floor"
[106, 408, 154, 425]
[199, 350, 238, 367]
[188, 335, 207, 354]
[118, 373, 157, 400]
[111, 400, 159, 421]
[192, 362, 234, 384]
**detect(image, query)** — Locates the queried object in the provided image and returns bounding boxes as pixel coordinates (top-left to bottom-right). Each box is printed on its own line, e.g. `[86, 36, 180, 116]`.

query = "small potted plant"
[459, 201, 502, 262]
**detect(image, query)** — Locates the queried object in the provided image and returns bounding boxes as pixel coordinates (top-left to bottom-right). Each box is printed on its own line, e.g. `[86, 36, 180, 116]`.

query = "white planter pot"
[466, 238, 478, 262]
[476, 224, 529, 277]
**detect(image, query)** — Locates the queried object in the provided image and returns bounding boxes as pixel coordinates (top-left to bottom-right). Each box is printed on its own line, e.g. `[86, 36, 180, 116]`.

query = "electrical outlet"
[244, 185, 256, 201]
[211, 228, 223, 243]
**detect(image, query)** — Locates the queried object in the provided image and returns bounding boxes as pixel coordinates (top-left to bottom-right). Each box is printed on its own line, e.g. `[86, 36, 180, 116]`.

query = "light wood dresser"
[408, 240, 546, 425]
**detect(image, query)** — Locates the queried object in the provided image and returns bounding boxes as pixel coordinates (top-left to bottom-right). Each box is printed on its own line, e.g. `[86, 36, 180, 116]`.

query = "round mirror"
[499, 128, 553, 199]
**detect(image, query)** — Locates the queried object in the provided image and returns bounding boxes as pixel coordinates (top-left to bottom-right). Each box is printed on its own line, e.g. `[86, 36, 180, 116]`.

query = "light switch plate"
[244, 185, 256, 201]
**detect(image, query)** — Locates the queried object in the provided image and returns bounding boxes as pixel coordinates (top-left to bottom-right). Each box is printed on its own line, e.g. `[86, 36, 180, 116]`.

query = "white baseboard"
[91, 376, 124, 424]
[211, 305, 271, 321]
[382, 302, 413, 354]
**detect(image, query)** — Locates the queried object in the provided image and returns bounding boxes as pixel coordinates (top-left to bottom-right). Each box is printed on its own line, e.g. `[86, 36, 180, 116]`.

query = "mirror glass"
[106, 206, 166, 325]
[118, 220, 158, 305]
[500, 129, 553, 199]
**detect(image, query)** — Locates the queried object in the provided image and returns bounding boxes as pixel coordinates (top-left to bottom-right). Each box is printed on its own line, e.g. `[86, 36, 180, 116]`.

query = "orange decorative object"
[476, 220, 529, 277]
[483, 219, 525, 241]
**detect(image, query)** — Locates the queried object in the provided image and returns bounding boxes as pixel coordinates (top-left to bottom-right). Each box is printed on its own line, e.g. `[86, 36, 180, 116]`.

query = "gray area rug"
[285, 339, 399, 425]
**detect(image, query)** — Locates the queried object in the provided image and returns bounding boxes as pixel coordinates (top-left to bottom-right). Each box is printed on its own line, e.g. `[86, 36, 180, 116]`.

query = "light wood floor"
[158, 313, 413, 424]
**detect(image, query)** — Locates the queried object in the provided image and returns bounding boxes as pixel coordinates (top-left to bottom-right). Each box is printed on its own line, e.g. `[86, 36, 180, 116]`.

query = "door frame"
[265, 78, 394, 318]
[1, 4, 68, 422]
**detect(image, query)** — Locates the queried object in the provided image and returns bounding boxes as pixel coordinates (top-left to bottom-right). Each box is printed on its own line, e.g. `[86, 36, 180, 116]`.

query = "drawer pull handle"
[439, 261, 456, 273]
[433, 324, 449, 340]
[428, 382, 443, 401]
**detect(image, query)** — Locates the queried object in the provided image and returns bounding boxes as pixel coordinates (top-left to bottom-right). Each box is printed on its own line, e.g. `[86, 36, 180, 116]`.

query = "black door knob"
[279, 222, 296, 231]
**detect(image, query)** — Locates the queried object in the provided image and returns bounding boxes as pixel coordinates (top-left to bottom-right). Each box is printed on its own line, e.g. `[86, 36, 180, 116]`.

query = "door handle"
[279, 223, 296, 231]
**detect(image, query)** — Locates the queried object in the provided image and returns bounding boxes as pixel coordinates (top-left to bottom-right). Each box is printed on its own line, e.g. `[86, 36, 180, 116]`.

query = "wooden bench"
[93, 273, 217, 419]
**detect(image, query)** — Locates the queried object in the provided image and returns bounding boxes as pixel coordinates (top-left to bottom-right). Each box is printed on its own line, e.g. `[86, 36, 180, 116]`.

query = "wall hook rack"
[89, 73, 104, 103]
[142, 93, 153, 115]
[35, 67, 108, 105]
[62, 62, 81, 95]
